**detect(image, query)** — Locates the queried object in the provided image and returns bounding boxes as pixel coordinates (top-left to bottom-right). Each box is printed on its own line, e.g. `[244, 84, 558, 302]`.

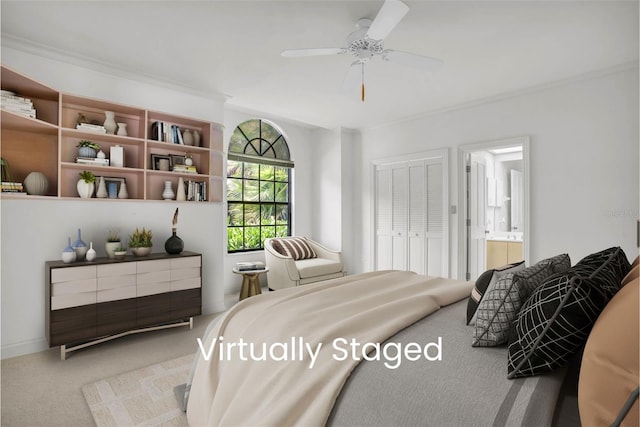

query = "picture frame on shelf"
[151, 154, 172, 171]
[170, 154, 186, 166]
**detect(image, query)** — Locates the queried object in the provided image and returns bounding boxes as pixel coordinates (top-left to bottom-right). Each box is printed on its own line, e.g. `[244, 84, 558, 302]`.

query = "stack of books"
[76, 157, 110, 166]
[186, 180, 207, 201]
[151, 121, 184, 144]
[173, 164, 197, 174]
[76, 123, 107, 133]
[2, 181, 26, 194]
[235, 262, 266, 271]
[1, 90, 36, 119]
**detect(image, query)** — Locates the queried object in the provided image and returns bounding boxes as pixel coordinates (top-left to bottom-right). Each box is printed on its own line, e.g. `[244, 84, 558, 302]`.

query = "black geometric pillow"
[472, 262, 554, 347]
[507, 271, 610, 378]
[466, 261, 525, 325]
[574, 247, 631, 296]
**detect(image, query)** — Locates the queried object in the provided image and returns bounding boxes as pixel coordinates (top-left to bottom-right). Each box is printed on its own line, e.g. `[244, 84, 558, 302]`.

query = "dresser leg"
[60, 345, 67, 361]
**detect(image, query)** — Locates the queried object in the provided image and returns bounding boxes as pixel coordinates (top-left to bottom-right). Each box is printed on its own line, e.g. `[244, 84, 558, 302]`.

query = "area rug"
[81, 354, 193, 427]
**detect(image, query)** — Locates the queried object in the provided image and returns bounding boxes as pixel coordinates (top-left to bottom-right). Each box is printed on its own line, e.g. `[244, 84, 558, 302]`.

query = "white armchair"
[264, 237, 346, 290]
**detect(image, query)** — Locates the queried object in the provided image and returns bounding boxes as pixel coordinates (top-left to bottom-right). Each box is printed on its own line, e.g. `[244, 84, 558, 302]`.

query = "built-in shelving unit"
[1, 65, 224, 202]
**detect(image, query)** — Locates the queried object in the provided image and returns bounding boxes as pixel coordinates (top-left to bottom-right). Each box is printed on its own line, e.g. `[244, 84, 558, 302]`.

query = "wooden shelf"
[1, 64, 224, 202]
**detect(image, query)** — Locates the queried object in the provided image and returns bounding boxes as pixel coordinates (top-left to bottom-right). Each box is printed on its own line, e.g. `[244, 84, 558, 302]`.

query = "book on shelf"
[1, 95, 36, 118]
[2, 181, 25, 192]
[151, 121, 184, 144]
[183, 180, 207, 202]
[76, 123, 107, 133]
[76, 157, 110, 166]
[173, 165, 198, 174]
[235, 261, 266, 271]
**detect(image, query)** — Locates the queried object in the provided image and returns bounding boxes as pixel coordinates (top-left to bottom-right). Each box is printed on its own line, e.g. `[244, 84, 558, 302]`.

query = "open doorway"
[458, 136, 530, 281]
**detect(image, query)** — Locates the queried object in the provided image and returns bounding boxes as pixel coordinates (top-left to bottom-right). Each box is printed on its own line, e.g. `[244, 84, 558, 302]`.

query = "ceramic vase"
[77, 180, 94, 198]
[162, 181, 175, 200]
[193, 129, 201, 147]
[176, 177, 186, 201]
[117, 123, 128, 136]
[104, 111, 117, 134]
[97, 150, 106, 159]
[23, 171, 49, 195]
[105, 241, 121, 259]
[62, 237, 77, 264]
[96, 176, 108, 198]
[183, 129, 194, 146]
[78, 146, 96, 158]
[164, 229, 184, 255]
[72, 228, 88, 261]
[118, 181, 129, 199]
[131, 246, 152, 257]
[86, 241, 97, 262]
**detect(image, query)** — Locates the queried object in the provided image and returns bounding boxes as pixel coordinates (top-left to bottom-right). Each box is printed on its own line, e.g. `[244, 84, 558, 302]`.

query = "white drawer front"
[170, 267, 200, 281]
[171, 256, 201, 269]
[98, 262, 136, 277]
[51, 266, 96, 283]
[137, 259, 171, 273]
[137, 281, 171, 297]
[137, 270, 171, 285]
[52, 292, 96, 310]
[171, 277, 201, 291]
[98, 274, 137, 291]
[52, 279, 97, 296]
[97, 286, 136, 303]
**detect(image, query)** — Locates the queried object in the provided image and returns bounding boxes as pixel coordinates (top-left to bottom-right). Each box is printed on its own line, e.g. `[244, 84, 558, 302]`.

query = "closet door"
[390, 164, 408, 270]
[408, 160, 425, 274]
[375, 165, 393, 270]
[425, 159, 444, 277]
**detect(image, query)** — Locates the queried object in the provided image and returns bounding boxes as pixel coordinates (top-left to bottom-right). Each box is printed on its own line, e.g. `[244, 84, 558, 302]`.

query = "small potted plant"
[113, 246, 127, 260]
[129, 227, 152, 257]
[77, 170, 96, 198]
[105, 229, 121, 259]
[76, 140, 101, 158]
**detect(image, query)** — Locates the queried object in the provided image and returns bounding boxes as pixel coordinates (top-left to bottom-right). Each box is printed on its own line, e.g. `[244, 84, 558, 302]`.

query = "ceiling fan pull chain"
[361, 62, 365, 102]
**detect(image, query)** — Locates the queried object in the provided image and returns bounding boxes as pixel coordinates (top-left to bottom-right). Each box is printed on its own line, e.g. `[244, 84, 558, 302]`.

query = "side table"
[232, 267, 269, 301]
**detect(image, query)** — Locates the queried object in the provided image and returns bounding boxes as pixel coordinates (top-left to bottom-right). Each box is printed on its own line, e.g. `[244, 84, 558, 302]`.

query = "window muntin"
[227, 119, 292, 252]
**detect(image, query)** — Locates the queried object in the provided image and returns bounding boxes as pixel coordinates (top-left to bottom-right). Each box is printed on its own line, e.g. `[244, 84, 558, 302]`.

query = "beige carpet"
[81, 354, 193, 427]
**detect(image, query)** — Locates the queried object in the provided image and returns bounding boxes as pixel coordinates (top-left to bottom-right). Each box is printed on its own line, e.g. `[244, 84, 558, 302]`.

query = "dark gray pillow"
[466, 261, 525, 325]
[473, 261, 555, 347]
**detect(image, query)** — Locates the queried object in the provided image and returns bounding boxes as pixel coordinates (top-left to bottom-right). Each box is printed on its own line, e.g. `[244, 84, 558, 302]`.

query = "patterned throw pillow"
[507, 247, 631, 379]
[271, 237, 317, 260]
[538, 253, 571, 274]
[466, 261, 525, 325]
[472, 262, 555, 347]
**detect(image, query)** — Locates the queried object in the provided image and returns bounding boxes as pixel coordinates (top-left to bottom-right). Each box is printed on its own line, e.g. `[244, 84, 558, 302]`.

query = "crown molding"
[1, 33, 229, 103]
[364, 60, 639, 132]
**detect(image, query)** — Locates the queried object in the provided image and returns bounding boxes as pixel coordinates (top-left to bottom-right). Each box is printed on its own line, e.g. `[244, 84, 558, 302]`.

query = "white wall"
[356, 66, 639, 277]
[1, 48, 227, 358]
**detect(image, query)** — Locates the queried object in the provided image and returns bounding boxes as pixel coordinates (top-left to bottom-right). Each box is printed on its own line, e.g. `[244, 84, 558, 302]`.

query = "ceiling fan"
[281, 0, 442, 102]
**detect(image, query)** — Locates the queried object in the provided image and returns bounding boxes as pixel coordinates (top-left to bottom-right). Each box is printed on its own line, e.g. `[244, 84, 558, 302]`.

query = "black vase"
[165, 230, 184, 254]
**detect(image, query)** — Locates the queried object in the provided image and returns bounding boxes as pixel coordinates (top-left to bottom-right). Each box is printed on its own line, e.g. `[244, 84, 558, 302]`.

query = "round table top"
[232, 266, 269, 275]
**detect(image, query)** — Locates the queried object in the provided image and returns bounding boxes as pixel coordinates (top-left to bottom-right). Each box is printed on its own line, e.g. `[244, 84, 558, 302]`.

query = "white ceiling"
[1, 1, 638, 130]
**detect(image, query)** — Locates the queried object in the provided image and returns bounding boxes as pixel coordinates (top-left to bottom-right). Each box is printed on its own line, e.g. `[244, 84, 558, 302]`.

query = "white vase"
[117, 122, 128, 136]
[96, 176, 108, 198]
[23, 171, 49, 195]
[118, 181, 129, 199]
[193, 129, 201, 146]
[183, 129, 194, 146]
[77, 180, 95, 198]
[104, 111, 117, 134]
[162, 180, 175, 200]
[105, 241, 121, 259]
[86, 241, 97, 262]
[176, 177, 186, 201]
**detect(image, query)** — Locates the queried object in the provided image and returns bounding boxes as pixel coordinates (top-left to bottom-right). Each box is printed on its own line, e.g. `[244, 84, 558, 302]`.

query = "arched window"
[227, 119, 293, 252]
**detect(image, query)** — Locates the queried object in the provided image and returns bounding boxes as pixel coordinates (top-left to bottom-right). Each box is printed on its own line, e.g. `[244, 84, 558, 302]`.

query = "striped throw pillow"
[271, 238, 317, 260]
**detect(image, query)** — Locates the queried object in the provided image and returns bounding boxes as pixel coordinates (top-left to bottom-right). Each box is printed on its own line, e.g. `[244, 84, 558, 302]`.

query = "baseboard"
[1, 337, 48, 360]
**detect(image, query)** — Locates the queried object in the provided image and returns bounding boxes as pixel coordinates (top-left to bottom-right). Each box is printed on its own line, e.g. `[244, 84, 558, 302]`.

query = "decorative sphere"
[23, 171, 49, 195]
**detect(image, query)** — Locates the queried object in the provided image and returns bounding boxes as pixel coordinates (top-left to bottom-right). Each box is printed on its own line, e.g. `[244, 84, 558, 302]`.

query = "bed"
[180, 247, 638, 427]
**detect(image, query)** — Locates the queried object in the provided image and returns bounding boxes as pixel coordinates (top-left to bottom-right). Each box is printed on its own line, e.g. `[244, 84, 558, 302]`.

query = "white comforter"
[187, 270, 472, 427]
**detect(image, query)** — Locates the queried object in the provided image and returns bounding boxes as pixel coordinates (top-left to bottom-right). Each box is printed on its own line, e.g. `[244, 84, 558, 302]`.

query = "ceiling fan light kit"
[280, 0, 442, 102]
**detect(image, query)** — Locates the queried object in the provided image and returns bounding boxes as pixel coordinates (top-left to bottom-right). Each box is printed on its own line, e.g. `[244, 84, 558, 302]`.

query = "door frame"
[371, 148, 449, 276]
[457, 136, 530, 281]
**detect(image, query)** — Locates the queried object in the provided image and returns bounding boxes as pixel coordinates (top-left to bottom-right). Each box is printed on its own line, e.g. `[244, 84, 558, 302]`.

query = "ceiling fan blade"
[382, 50, 443, 71]
[281, 48, 345, 58]
[366, 0, 409, 41]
